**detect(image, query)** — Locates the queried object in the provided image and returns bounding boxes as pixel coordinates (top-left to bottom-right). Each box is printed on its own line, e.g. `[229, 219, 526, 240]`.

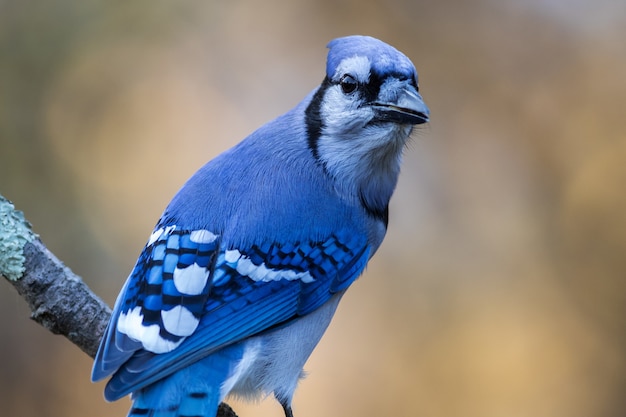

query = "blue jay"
[92, 35, 429, 417]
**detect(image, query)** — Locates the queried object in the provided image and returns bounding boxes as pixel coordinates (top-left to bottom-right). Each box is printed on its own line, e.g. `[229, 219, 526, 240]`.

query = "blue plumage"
[92, 35, 429, 417]
[326, 35, 416, 81]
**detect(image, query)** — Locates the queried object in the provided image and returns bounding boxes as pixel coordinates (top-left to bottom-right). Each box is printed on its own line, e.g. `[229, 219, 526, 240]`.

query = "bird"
[91, 35, 429, 417]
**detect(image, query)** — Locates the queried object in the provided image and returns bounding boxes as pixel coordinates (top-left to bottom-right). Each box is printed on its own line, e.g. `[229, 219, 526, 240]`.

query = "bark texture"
[0, 195, 237, 417]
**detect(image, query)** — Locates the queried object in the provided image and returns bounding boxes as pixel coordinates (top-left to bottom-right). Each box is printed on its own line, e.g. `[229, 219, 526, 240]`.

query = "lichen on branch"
[0, 195, 37, 281]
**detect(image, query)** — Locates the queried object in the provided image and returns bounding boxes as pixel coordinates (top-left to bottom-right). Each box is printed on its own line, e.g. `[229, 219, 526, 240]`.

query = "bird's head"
[305, 35, 429, 219]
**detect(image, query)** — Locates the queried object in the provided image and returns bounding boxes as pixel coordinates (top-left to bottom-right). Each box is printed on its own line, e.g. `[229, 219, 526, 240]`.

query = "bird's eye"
[339, 74, 358, 94]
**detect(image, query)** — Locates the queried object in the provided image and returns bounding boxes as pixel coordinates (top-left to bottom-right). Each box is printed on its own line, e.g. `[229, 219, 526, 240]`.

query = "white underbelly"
[221, 292, 344, 403]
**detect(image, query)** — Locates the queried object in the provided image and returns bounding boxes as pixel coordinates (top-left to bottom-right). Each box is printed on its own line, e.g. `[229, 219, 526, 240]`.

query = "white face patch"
[225, 249, 315, 283]
[161, 305, 200, 337]
[322, 55, 375, 137]
[332, 55, 371, 84]
[173, 263, 210, 295]
[117, 306, 183, 353]
[316, 53, 416, 210]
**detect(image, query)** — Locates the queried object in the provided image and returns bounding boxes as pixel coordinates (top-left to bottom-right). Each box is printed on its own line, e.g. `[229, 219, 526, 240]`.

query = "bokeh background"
[1, 1, 625, 416]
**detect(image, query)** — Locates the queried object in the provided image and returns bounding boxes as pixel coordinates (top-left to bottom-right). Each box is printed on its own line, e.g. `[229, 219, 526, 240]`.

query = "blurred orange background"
[1, 1, 625, 416]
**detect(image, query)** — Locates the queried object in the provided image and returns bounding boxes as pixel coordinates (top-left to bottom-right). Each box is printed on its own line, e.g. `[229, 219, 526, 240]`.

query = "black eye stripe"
[361, 71, 382, 103]
[328, 72, 383, 103]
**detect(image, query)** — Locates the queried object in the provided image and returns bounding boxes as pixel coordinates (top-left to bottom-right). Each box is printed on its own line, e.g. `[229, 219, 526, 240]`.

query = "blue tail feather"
[126, 344, 244, 417]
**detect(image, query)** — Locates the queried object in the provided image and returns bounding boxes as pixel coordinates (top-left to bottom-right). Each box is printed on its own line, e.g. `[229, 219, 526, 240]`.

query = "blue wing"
[92, 224, 370, 401]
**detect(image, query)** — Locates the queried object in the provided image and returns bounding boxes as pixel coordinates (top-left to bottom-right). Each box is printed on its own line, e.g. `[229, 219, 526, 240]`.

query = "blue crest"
[326, 35, 416, 80]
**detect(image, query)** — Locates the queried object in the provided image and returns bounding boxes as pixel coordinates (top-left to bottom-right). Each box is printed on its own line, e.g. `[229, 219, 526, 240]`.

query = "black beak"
[372, 86, 429, 125]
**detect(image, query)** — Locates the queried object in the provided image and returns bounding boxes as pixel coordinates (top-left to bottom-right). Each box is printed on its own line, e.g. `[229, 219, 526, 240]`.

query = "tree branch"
[0, 195, 237, 417]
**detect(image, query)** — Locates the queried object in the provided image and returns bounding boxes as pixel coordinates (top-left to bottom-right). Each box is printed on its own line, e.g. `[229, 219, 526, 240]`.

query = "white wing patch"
[147, 228, 164, 246]
[173, 263, 210, 295]
[189, 229, 218, 243]
[117, 306, 183, 353]
[161, 305, 200, 337]
[147, 225, 176, 246]
[225, 249, 315, 283]
[224, 249, 241, 263]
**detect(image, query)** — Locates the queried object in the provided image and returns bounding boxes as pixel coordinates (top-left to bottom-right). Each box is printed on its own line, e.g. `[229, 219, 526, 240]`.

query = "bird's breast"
[221, 293, 344, 401]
